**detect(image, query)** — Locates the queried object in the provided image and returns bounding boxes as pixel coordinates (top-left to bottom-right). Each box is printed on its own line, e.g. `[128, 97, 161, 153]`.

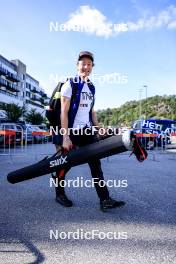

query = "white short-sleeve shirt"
[61, 80, 94, 129]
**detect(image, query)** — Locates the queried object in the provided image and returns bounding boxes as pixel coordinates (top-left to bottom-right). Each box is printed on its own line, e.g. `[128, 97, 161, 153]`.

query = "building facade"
[0, 54, 49, 119]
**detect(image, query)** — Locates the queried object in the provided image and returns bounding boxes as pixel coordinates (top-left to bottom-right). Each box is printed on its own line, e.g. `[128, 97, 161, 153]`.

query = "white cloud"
[168, 20, 176, 29]
[127, 5, 176, 31]
[65, 5, 113, 38]
[63, 5, 176, 38]
[130, 0, 151, 18]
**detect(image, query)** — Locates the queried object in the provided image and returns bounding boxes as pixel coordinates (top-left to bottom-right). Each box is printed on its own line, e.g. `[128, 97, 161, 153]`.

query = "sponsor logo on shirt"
[80, 91, 93, 107]
[81, 91, 94, 101]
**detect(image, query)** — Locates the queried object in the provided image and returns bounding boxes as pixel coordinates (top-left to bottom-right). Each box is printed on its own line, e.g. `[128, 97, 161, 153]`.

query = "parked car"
[0, 123, 23, 145]
[37, 125, 51, 142]
[17, 123, 33, 143]
[24, 125, 46, 143]
[32, 125, 51, 142]
[0, 122, 51, 146]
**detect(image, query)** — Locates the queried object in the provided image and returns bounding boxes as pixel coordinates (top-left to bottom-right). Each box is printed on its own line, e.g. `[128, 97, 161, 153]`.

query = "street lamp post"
[143, 85, 148, 119]
[138, 88, 143, 119]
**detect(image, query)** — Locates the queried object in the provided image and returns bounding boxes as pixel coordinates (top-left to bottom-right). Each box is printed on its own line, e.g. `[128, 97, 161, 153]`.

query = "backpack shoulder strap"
[67, 77, 84, 128]
[87, 79, 95, 95]
[87, 80, 95, 110]
[49, 82, 63, 106]
[69, 77, 78, 99]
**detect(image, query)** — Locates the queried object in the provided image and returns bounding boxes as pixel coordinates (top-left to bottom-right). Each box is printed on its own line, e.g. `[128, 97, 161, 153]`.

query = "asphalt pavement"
[0, 143, 176, 264]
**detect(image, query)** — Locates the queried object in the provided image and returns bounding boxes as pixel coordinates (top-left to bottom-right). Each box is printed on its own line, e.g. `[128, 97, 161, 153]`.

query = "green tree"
[25, 109, 43, 125]
[0, 102, 25, 122]
[95, 95, 176, 126]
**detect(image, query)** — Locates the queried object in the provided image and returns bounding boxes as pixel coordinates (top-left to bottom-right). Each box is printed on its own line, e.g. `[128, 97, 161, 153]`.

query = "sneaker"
[55, 194, 73, 207]
[100, 197, 125, 212]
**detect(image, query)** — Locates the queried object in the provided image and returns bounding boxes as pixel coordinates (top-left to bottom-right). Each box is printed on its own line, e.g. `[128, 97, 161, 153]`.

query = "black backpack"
[46, 79, 78, 127]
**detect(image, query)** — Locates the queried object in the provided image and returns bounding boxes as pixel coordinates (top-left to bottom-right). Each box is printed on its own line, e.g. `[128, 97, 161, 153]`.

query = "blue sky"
[0, 0, 176, 110]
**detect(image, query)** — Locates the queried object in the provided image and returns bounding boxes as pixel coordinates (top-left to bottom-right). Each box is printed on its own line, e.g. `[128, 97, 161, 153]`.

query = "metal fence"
[135, 132, 176, 150]
[1, 128, 176, 160]
[0, 127, 51, 157]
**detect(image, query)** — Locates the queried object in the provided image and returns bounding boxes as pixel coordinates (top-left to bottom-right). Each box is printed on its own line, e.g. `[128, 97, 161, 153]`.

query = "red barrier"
[135, 133, 158, 138]
[171, 133, 176, 136]
[0, 130, 16, 136]
[32, 131, 50, 136]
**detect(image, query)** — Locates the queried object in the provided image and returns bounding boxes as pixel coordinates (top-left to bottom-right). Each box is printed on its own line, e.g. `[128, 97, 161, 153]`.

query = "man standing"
[53, 51, 125, 211]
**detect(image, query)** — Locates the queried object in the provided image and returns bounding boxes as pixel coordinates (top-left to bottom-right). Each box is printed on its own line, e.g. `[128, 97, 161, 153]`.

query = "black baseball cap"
[78, 51, 94, 63]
